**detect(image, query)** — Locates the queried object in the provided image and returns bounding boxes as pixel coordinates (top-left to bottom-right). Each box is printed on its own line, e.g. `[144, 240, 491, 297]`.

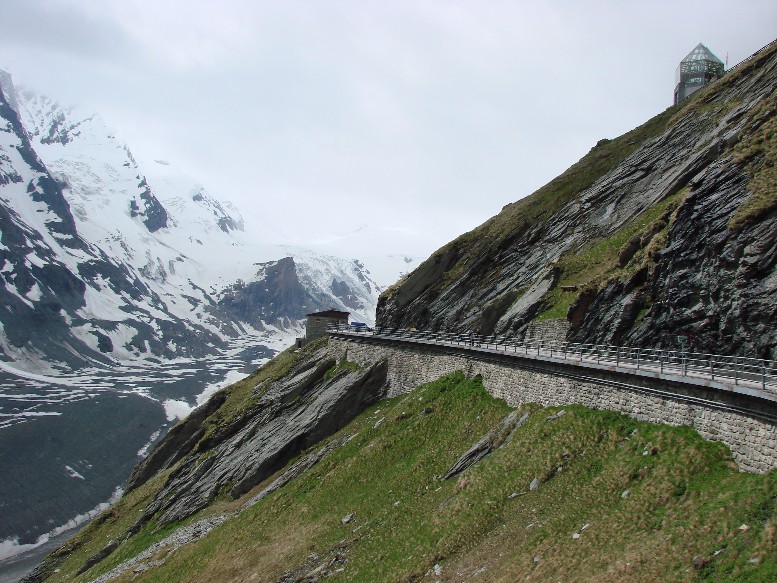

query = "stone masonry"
[329, 335, 777, 474]
[522, 318, 571, 343]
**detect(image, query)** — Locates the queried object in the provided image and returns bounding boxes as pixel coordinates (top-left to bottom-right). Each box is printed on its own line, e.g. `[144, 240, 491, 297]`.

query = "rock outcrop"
[217, 257, 313, 328]
[444, 410, 529, 479]
[128, 344, 387, 531]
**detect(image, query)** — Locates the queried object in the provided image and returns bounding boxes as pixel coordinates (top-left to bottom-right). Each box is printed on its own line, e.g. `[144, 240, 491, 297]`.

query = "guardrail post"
[763, 365, 767, 391]
[734, 357, 738, 385]
[636, 349, 640, 370]
[710, 356, 715, 381]
[660, 353, 663, 374]
[616, 347, 620, 367]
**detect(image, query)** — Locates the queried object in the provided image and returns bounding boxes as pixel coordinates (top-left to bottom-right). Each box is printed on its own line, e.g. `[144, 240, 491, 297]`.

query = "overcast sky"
[2, 1, 775, 259]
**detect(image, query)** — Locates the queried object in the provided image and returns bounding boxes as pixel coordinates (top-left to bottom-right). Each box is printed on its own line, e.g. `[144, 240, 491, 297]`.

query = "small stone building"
[674, 43, 725, 104]
[296, 310, 350, 347]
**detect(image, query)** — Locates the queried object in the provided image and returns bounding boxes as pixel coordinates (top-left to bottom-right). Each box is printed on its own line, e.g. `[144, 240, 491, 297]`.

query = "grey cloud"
[3, 1, 776, 258]
[0, 0, 133, 61]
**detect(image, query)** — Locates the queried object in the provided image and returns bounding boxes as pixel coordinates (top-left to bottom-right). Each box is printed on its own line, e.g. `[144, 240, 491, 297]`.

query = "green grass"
[73, 372, 777, 583]
[323, 359, 361, 381]
[33, 465, 184, 581]
[535, 189, 685, 320]
[729, 87, 777, 231]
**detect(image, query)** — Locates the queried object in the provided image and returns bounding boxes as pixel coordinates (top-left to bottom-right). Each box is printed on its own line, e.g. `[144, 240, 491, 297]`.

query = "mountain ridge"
[0, 70, 385, 373]
[0, 68, 399, 569]
[377, 41, 776, 358]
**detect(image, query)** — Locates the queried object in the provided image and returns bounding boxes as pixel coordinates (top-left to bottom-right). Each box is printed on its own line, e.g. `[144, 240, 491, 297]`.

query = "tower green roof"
[682, 43, 724, 65]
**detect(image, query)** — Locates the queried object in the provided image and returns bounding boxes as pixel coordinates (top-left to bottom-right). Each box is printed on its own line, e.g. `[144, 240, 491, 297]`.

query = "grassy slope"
[61, 371, 777, 583]
[729, 85, 777, 231]
[35, 339, 331, 581]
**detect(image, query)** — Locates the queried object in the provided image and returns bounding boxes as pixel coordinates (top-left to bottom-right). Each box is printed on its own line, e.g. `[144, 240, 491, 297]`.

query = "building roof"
[306, 310, 350, 318]
[682, 43, 724, 65]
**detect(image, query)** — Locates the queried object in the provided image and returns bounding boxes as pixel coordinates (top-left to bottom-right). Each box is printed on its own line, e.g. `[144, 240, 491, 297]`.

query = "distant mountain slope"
[0, 70, 383, 373]
[377, 42, 777, 358]
[0, 69, 391, 568]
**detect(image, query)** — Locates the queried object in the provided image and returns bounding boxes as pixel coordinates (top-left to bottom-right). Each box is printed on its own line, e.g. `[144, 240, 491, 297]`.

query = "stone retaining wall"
[329, 335, 777, 474]
[522, 318, 570, 343]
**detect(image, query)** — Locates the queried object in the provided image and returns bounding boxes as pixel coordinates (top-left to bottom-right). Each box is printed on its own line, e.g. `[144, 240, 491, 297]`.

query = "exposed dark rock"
[93, 331, 114, 353]
[129, 177, 168, 233]
[218, 257, 316, 327]
[331, 278, 363, 311]
[217, 216, 239, 232]
[76, 540, 119, 575]
[567, 287, 598, 331]
[623, 161, 777, 356]
[494, 268, 558, 336]
[128, 345, 388, 530]
[546, 410, 565, 422]
[444, 410, 529, 479]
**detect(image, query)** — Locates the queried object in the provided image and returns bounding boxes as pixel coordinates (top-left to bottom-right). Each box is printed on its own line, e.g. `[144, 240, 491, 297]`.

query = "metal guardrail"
[726, 39, 777, 73]
[328, 325, 777, 395]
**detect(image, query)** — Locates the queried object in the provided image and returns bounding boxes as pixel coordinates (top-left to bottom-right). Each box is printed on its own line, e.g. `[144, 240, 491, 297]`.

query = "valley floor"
[0, 329, 293, 580]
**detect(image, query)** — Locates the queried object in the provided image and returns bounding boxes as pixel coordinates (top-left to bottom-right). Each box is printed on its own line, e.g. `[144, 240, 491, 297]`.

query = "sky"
[1, 0, 775, 259]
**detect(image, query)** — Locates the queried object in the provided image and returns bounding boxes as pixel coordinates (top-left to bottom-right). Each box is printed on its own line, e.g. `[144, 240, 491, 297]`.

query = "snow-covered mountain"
[0, 69, 396, 566]
[0, 70, 381, 374]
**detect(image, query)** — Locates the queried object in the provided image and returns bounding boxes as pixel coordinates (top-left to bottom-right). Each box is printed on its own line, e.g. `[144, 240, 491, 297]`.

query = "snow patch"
[64, 465, 85, 480]
[25, 282, 43, 302]
[137, 429, 162, 458]
[162, 399, 193, 421]
[196, 369, 249, 407]
[0, 360, 79, 386]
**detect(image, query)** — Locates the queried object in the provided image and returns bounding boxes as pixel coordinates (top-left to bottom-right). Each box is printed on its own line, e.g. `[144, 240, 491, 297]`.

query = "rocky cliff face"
[132, 347, 386, 528]
[28, 341, 390, 578]
[377, 43, 777, 358]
